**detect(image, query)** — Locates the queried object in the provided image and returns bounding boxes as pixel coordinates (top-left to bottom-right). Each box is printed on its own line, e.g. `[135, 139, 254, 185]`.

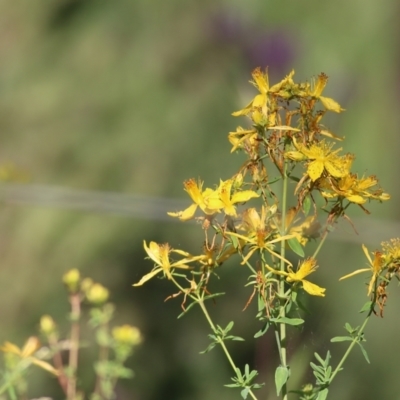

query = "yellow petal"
[252, 67, 269, 94]
[311, 73, 328, 97]
[133, 268, 162, 286]
[0, 341, 21, 355]
[31, 358, 59, 376]
[21, 337, 40, 358]
[320, 129, 343, 140]
[232, 100, 253, 117]
[362, 243, 373, 265]
[231, 190, 259, 204]
[379, 192, 390, 201]
[252, 93, 267, 107]
[285, 151, 306, 161]
[302, 280, 326, 296]
[272, 126, 300, 131]
[307, 160, 324, 181]
[319, 96, 344, 113]
[339, 268, 370, 281]
[325, 159, 348, 178]
[143, 241, 162, 265]
[346, 194, 366, 204]
[168, 203, 198, 221]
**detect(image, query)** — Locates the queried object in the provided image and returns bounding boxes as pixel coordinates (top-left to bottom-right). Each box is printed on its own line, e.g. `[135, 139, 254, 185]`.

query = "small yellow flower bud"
[86, 283, 109, 305]
[63, 269, 81, 293]
[40, 315, 56, 335]
[112, 325, 142, 346]
[232, 173, 243, 190]
[284, 151, 306, 162]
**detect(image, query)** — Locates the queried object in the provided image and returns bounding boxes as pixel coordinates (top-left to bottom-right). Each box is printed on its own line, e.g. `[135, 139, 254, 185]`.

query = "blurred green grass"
[0, 1, 399, 399]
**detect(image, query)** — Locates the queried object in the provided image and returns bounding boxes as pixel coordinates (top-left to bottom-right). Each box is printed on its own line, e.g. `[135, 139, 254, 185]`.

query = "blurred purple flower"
[243, 31, 296, 74]
[208, 11, 297, 74]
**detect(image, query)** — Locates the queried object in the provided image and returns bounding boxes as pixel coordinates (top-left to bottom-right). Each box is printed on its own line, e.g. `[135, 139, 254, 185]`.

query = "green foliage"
[0, 271, 141, 399]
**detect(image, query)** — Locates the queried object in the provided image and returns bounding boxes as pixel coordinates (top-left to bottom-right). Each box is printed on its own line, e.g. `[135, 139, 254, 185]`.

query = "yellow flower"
[134, 241, 201, 286]
[286, 139, 352, 182]
[232, 67, 269, 118]
[309, 73, 344, 113]
[382, 238, 400, 264]
[226, 206, 293, 266]
[340, 244, 385, 295]
[320, 173, 390, 204]
[267, 258, 326, 297]
[168, 178, 223, 221]
[195, 241, 239, 270]
[216, 179, 259, 217]
[0, 337, 59, 376]
[268, 69, 296, 96]
[228, 127, 258, 153]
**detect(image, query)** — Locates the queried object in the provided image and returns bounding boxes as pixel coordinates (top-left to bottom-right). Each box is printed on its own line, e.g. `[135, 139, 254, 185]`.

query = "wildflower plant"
[0, 269, 141, 400]
[135, 68, 394, 399]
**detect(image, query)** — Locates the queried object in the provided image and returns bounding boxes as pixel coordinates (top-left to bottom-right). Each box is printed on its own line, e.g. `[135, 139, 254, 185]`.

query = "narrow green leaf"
[313, 371, 325, 382]
[359, 301, 373, 313]
[344, 322, 353, 332]
[254, 323, 269, 338]
[302, 196, 311, 216]
[325, 365, 332, 379]
[287, 237, 305, 257]
[331, 336, 352, 342]
[241, 388, 250, 399]
[314, 352, 325, 365]
[316, 388, 329, 400]
[231, 336, 245, 341]
[271, 317, 304, 326]
[275, 365, 290, 396]
[177, 301, 198, 318]
[323, 351, 331, 368]
[199, 342, 216, 354]
[225, 321, 234, 332]
[235, 367, 243, 379]
[203, 292, 225, 301]
[267, 176, 281, 185]
[248, 370, 258, 380]
[230, 235, 240, 249]
[310, 362, 322, 372]
[358, 344, 370, 364]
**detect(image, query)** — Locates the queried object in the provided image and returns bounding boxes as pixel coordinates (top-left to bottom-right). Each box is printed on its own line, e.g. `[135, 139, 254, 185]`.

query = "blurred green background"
[0, 1, 399, 399]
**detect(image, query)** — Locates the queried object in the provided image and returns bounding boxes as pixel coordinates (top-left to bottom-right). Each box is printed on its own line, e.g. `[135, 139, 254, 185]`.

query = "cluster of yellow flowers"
[135, 68, 391, 306]
[341, 238, 400, 316]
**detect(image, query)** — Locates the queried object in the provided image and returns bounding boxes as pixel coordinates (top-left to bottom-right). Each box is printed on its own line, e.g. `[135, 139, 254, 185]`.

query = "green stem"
[67, 293, 81, 400]
[311, 229, 328, 260]
[329, 309, 372, 384]
[197, 299, 258, 400]
[312, 215, 339, 260]
[277, 158, 289, 400]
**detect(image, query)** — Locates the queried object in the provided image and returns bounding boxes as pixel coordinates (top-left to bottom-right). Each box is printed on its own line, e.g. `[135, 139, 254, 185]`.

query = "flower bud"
[112, 325, 142, 346]
[86, 283, 109, 305]
[40, 315, 57, 335]
[62, 269, 80, 293]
